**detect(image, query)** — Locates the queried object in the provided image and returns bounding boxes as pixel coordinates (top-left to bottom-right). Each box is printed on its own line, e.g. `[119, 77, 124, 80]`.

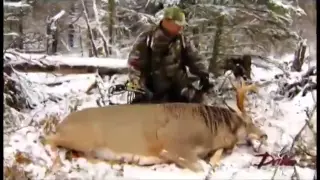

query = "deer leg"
[159, 148, 203, 172]
[209, 148, 224, 168]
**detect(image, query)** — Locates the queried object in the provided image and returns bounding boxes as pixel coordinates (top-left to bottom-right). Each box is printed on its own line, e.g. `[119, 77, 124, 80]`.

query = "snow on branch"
[146, 0, 180, 7]
[4, 1, 31, 8]
[4, 50, 128, 75]
[3, 51, 127, 75]
[92, 0, 110, 56]
[50, 10, 66, 22]
[117, 7, 156, 25]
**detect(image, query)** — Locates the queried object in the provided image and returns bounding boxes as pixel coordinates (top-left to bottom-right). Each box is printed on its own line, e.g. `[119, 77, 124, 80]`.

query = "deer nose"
[260, 134, 268, 141]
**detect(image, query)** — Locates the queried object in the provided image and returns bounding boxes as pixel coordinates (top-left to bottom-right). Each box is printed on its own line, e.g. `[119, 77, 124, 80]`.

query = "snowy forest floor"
[3, 53, 317, 179]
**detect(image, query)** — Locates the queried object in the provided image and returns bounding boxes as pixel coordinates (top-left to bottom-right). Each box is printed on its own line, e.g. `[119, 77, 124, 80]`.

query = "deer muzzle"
[247, 134, 268, 152]
[246, 133, 268, 146]
[260, 134, 268, 143]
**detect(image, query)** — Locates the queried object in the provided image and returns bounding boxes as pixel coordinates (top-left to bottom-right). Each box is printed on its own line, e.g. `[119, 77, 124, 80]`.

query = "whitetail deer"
[45, 80, 267, 172]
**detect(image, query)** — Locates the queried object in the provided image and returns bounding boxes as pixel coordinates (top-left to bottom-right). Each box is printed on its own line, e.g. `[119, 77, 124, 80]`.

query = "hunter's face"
[162, 19, 183, 36]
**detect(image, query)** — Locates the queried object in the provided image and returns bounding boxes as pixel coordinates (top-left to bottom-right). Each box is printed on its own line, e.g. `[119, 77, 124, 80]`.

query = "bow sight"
[107, 81, 152, 104]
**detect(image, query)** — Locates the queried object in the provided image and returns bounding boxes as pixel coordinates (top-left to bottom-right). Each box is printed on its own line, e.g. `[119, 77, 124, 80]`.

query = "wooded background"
[4, 0, 316, 75]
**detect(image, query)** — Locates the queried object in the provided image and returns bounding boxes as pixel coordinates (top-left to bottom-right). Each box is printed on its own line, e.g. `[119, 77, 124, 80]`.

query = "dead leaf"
[66, 150, 84, 161]
[15, 151, 32, 165]
[42, 115, 60, 134]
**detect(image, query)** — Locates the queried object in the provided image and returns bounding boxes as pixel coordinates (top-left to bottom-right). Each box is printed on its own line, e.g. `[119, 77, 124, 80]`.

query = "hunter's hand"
[200, 75, 214, 91]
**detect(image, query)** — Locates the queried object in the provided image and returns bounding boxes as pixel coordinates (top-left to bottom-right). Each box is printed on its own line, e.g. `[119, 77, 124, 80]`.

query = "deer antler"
[234, 78, 259, 115]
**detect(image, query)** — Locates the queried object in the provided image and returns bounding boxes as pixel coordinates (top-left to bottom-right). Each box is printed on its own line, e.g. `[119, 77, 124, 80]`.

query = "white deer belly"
[91, 147, 166, 165]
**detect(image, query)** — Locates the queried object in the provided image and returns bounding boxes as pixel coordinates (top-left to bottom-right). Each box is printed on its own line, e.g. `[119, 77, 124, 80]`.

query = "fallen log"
[4, 62, 128, 75]
[4, 51, 128, 75]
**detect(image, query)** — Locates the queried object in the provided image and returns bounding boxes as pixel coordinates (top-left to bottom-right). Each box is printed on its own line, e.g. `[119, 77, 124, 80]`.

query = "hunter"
[127, 6, 213, 103]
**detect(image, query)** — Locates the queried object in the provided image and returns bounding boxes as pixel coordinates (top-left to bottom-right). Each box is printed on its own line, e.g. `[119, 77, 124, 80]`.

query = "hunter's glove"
[199, 74, 214, 92]
[181, 87, 196, 102]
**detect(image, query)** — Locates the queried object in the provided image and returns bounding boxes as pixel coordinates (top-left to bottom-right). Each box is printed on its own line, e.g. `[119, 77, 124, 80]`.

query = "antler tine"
[235, 78, 259, 115]
[235, 80, 246, 114]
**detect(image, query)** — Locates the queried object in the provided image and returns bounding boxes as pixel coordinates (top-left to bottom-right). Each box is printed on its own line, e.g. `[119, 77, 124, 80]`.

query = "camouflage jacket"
[127, 24, 209, 89]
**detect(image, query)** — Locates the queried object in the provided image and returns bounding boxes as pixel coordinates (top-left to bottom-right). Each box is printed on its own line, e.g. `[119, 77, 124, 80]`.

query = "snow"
[4, 32, 20, 37]
[268, 0, 306, 16]
[4, 53, 316, 179]
[4, 1, 31, 8]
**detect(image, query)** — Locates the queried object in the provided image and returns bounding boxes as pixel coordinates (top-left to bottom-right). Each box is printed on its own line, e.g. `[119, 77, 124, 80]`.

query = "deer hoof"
[211, 161, 221, 169]
[189, 161, 204, 173]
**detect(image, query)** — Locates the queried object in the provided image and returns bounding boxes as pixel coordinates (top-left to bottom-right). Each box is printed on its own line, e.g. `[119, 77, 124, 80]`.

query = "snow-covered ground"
[4, 53, 317, 179]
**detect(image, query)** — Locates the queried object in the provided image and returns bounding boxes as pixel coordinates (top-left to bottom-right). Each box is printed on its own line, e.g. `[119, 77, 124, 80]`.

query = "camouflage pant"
[131, 72, 200, 104]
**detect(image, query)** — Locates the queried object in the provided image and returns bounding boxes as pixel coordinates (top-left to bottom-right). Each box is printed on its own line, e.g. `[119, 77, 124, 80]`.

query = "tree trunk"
[291, 39, 307, 72]
[52, 28, 59, 54]
[17, 7, 24, 50]
[81, 0, 98, 57]
[192, 27, 200, 49]
[68, 4, 76, 48]
[46, 17, 52, 54]
[92, 0, 111, 57]
[108, 0, 116, 54]
[68, 24, 75, 48]
[79, 26, 84, 56]
[209, 15, 224, 76]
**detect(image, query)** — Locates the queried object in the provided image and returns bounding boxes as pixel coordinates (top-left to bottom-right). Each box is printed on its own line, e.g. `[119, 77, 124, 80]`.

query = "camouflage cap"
[163, 6, 187, 26]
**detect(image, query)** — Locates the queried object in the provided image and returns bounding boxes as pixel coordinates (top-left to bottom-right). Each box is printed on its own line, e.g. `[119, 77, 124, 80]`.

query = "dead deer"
[45, 81, 267, 172]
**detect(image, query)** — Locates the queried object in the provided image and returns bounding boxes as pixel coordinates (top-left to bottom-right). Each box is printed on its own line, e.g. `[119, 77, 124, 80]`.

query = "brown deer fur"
[45, 81, 267, 172]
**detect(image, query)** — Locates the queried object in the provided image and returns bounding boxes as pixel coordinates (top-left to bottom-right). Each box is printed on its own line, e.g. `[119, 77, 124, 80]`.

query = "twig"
[94, 73, 108, 106]
[92, 0, 110, 56]
[204, 164, 214, 180]
[217, 71, 233, 91]
[289, 103, 317, 153]
[59, 38, 71, 52]
[4, 36, 21, 54]
[112, 163, 124, 177]
[85, 81, 98, 94]
[5, 68, 44, 109]
[270, 161, 281, 180]
[58, 11, 84, 33]
[4, 108, 42, 134]
[296, 145, 316, 158]
[290, 166, 301, 180]
[271, 101, 317, 179]
[304, 119, 317, 142]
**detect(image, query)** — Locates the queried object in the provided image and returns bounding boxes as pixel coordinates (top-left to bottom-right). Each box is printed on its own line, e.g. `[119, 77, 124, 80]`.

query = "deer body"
[46, 82, 267, 172]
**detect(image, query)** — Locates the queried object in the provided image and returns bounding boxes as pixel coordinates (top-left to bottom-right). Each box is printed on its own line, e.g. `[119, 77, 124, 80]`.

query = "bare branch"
[92, 0, 110, 56]
[80, 0, 98, 57]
